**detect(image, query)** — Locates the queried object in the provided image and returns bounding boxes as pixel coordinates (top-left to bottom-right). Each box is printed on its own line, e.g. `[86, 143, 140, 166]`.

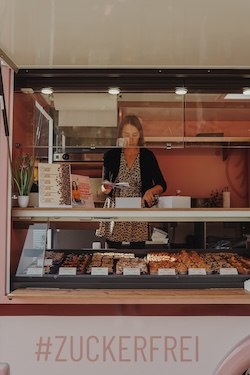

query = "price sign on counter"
[37, 258, 52, 267]
[59, 267, 77, 275]
[27, 267, 43, 276]
[123, 267, 141, 275]
[158, 268, 176, 275]
[91, 267, 108, 275]
[220, 268, 238, 275]
[188, 268, 206, 275]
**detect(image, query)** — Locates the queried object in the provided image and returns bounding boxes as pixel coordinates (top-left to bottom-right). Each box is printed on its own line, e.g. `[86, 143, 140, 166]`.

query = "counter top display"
[12, 247, 250, 291]
[11, 207, 250, 222]
[10, 208, 250, 293]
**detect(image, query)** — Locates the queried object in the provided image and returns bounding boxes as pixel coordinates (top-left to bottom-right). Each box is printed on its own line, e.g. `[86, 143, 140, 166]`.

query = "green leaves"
[12, 153, 34, 196]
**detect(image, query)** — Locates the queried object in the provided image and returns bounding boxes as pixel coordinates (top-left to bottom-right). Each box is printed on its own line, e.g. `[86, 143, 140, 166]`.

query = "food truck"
[1, 1, 250, 374]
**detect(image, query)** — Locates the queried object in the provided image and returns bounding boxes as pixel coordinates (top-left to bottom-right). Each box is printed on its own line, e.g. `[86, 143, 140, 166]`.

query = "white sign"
[188, 268, 206, 275]
[58, 267, 77, 275]
[158, 268, 176, 275]
[123, 267, 141, 275]
[91, 267, 109, 275]
[26, 267, 43, 276]
[0, 316, 250, 375]
[220, 268, 238, 275]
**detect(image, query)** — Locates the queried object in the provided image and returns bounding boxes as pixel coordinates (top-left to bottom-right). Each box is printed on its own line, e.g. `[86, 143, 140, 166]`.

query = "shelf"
[146, 136, 250, 143]
[11, 207, 250, 223]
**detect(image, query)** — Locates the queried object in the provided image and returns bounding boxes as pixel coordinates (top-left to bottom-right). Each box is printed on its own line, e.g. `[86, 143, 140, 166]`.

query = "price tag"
[44, 259, 53, 266]
[91, 267, 109, 275]
[158, 268, 176, 275]
[220, 268, 238, 275]
[123, 267, 140, 275]
[27, 267, 43, 276]
[37, 258, 44, 266]
[37, 258, 53, 266]
[59, 267, 77, 275]
[188, 268, 206, 275]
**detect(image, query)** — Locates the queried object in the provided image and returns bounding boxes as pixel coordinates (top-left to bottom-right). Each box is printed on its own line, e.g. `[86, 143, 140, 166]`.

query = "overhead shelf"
[145, 136, 250, 143]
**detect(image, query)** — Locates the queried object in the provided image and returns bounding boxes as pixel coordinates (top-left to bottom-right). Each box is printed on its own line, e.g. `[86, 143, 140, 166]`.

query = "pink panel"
[214, 336, 250, 375]
[0, 363, 9, 375]
[0, 64, 12, 299]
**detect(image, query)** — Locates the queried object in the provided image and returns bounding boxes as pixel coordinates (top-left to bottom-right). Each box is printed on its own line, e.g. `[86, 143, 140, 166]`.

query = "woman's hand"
[101, 180, 113, 195]
[142, 186, 163, 207]
[142, 190, 156, 208]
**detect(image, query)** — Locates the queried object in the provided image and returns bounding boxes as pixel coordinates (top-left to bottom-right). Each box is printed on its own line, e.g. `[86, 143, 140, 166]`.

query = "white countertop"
[11, 207, 250, 222]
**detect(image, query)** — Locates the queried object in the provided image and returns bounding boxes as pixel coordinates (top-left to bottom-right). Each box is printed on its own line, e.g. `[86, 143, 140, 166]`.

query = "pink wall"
[73, 147, 248, 208]
[153, 147, 248, 208]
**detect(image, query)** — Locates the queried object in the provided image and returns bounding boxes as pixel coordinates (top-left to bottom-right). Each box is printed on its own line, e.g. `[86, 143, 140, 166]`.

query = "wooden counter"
[4, 288, 250, 316]
[7, 287, 250, 304]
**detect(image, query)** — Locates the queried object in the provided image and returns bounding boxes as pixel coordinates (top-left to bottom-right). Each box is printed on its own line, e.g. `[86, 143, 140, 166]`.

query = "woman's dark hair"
[72, 181, 78, 190]
[118, 115, 145, 146]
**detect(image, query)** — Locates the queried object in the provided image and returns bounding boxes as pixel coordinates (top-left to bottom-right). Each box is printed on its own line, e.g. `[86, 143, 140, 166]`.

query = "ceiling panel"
[1, 0, 250, 69]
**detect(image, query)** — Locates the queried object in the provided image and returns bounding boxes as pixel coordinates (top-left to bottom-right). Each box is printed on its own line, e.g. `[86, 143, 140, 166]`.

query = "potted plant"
[208, 189, 223, 208]
[12, 153, 34, 207]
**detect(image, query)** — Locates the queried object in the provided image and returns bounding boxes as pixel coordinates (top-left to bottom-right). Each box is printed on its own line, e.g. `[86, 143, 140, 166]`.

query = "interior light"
[41, 87, 54, 95]
[224, 93, 250, 100]
[108, 87, 120, 95]
[243, 87, 250, 96]
[175, 87, 188, 95]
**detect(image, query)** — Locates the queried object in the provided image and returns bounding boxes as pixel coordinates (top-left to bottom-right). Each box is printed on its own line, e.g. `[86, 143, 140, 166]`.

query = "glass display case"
[15, 223, 48, 277]
[11, 208, 250, 291]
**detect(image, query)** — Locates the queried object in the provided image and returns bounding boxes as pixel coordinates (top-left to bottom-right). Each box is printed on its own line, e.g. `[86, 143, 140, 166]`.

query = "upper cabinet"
[13, 69, 250, 158]
[118, 93, 185, 148]
[119, 93, 250, 148]
[13, 90, 250, 162]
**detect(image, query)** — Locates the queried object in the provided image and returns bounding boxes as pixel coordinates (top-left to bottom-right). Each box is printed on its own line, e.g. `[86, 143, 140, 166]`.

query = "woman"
[72, 180, 81, 204]
[96, 115, 167, 249]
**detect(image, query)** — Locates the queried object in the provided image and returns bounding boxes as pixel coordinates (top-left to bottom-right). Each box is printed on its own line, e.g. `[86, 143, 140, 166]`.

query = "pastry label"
[36, 258, 44, 266]
[188, 268, 206, 275]
[44, 259, 53, 266]
[158, 268, 176, 275]
[37, 258, 52, 266]
[123, 267, 141, 275]
[59, 267, 77, 275]
[27, 267, 43, 276]
[91, 267, 108, 275]
[220, 268, 238, 275]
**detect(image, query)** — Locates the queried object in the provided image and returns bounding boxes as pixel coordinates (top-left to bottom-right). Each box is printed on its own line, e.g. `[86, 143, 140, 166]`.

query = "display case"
[15, 223, 48, 277]
[11, 208, 250, 291]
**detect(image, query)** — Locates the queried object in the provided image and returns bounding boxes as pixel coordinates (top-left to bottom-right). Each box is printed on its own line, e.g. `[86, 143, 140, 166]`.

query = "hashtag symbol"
[35, 336, 52, 361]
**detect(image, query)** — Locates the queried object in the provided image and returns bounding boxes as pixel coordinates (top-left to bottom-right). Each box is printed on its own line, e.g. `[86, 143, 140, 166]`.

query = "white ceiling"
[1, 0, 250, 70]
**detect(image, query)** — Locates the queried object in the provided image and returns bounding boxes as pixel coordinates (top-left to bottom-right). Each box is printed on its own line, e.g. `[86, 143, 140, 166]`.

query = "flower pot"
[17, 195, 29, 208]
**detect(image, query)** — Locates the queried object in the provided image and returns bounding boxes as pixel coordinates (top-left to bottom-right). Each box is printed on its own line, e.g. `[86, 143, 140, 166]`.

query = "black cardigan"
[102, 148, 167, 196]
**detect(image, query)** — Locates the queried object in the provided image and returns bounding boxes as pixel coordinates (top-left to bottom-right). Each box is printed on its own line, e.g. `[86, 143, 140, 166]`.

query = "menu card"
[71, 174, 95, 207]
[38, 163, 72, 207]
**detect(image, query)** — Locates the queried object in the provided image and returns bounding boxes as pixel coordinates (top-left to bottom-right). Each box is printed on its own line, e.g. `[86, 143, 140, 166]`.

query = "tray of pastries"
[26, 249, 250, 277]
